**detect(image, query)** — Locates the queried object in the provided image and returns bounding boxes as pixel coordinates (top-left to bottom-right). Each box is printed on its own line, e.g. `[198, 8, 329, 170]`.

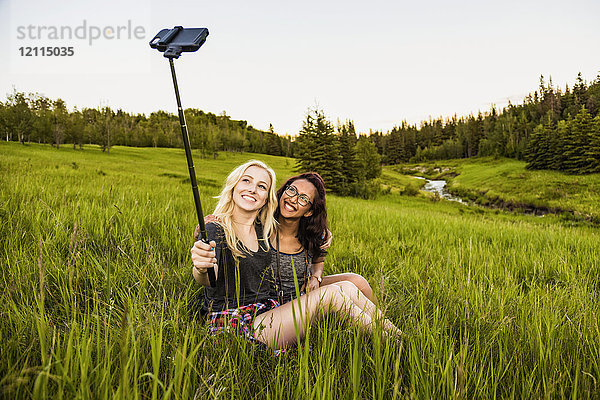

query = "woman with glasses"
[192, 167, 402, 349]
[271, 173, 374, 304]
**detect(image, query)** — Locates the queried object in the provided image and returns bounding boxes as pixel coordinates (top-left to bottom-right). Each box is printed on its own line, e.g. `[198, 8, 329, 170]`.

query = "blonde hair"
[213, 160, 278, 258]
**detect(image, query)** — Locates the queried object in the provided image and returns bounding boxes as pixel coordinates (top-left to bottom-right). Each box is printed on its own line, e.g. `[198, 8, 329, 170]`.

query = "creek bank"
[446, 185, 599, 225]
[414, 174, 598, 225]
[396, 162, 599, 225]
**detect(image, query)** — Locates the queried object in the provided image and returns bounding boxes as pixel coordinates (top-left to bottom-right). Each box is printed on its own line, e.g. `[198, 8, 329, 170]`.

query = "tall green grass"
[1, 142, 599, 398]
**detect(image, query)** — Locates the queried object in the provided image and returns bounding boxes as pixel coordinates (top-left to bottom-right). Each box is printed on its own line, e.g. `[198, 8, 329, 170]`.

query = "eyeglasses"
[284, 185, 313, 207]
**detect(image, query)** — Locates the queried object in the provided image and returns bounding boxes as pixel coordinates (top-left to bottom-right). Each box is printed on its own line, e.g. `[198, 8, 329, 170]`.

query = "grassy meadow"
[389, 157, 600, 224]
[1, 142, 600, 399]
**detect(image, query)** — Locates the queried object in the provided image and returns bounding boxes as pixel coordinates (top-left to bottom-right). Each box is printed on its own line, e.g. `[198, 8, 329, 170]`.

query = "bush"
[401, 184, 420, 197]
[349, 178, 383, 200]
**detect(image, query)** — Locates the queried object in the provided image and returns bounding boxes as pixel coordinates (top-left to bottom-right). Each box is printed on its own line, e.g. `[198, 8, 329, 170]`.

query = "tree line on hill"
[0, 90, 294, 157]
[291, 73, 600, 198]
[366, 73, 600, 174]
[2, 72, 599, 198]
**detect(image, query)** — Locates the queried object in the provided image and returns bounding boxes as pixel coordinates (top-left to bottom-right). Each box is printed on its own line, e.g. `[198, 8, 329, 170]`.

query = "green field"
[2, 142, 600, 399]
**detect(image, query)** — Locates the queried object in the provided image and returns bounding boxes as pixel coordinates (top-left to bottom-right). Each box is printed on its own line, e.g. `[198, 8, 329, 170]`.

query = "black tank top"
[200, 222, 274, 314]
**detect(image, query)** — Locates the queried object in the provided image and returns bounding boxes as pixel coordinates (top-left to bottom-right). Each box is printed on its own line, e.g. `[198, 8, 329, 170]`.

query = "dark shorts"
[208, 299, 279, 341]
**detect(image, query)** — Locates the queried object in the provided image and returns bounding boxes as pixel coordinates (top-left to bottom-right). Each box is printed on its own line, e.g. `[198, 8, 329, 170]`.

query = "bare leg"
[331, 281, 400, 334]
[333, 281, 382, 320]
[253, 282, 400, 349]
[321, 273, 374, 302]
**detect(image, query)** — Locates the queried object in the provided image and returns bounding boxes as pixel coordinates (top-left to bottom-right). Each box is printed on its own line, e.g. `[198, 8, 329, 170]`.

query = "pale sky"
[1, 0, 599, 136]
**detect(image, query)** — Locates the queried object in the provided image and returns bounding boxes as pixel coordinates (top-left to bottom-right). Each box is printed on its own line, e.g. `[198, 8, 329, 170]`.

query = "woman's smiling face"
[232, 165, 271, 212]
[280, 179, 317, 219]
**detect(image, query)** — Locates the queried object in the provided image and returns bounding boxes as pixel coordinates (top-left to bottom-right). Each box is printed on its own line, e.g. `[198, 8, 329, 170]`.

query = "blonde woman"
[192, 160, 279, 338]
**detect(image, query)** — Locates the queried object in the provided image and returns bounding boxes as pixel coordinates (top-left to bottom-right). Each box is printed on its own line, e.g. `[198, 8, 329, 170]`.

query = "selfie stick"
[149, 26, 216, 287]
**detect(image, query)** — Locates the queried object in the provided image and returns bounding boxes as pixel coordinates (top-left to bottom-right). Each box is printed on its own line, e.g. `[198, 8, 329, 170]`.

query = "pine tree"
[526, 123, 547, 170]
[295, 107, 344, 193]
[551, 120, 567, 171]
[385, 127, 404, 164]
[404, 125, 419, 160]
[584, 114, 600, 173]
[295, 111, 321, 172]
[541, 112, 558, 169]
[563, 106, 592, 173]
[337, 120, 359, 193]
[465, 114, 484, 157]
[573, 72, 587, 110]
[526, 111, 558, 170]
[369, 130, 384, 155]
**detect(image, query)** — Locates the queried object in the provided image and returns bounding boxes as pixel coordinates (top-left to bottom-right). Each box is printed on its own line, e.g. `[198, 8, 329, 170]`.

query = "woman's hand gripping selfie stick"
[150, 27, 216, 287]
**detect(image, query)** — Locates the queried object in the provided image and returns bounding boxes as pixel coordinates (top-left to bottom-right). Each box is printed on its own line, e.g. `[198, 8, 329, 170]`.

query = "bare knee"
[331, 273, 373, 301]
[326, 273, 371, 293]
[333, 280, 361, 296]
[344, 273, 371, 291]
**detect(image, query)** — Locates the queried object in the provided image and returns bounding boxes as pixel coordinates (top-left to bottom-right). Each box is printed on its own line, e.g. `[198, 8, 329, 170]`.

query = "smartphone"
[149, 26, 209, 58]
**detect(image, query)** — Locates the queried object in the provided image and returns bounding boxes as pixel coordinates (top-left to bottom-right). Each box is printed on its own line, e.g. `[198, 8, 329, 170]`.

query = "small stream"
[414, 176, 557, 218]
[414, 176, 466, 204]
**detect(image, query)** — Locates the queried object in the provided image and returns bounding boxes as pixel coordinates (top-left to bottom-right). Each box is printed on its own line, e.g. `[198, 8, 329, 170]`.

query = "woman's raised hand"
[190, 239, 218, 273]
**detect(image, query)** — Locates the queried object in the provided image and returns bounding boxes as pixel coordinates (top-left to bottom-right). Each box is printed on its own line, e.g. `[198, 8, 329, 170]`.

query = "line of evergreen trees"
[295, 108, 382, 198]
[368, 73, 600, 173]
[526, 107, 600, 173]
[0, 89, 294, 157]
[295, 73, 600, 193]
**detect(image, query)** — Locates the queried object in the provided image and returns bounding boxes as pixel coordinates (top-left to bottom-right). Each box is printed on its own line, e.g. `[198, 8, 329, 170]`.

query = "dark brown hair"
[274, 172, 328, 259]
